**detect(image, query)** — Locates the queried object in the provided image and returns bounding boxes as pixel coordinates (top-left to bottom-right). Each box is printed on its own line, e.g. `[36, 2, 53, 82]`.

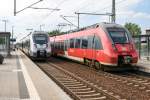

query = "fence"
[133, 35, 150, 60]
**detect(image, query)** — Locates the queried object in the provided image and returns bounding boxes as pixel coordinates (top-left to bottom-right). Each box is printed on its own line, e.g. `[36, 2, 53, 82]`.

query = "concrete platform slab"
[0, 52, 29, 100]
[0, 50, 72, 100]
[136, 60, 150, 73]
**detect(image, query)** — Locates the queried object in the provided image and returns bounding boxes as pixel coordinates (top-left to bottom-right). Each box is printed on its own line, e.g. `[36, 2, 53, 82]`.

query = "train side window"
[61, 42, 64, 51]
[88, 35, 94, 49]
[82, 36, 88, 49]
[75, 38, 81, 48]
[64, 40, 67, 51]
[60, 42, 62, 50]
[57, 42, 59, 49]
[70, 39, 74, 48]
[94, 36, 103, 50]
[57, 42, 60, 50]
[56, 42, 58, 49]
[54, 43, 56, 49]
[59, 42, 61, 50]
[67, 40, 70, 49]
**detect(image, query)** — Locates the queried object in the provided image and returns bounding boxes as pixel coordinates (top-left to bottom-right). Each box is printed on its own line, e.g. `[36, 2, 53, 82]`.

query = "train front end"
[102, 24, 138, 66]
[30, 32, 51, 59]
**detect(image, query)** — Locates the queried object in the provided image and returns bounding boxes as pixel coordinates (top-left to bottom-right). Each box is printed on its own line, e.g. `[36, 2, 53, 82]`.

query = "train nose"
[114, 44, 131, 53]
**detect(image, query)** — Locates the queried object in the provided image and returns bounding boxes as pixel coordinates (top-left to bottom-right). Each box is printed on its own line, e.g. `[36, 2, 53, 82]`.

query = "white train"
[19, 31, 51, 59]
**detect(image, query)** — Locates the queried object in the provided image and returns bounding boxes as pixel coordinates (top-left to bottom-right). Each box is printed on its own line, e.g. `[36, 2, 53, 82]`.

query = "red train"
[50, 23, 138, 70]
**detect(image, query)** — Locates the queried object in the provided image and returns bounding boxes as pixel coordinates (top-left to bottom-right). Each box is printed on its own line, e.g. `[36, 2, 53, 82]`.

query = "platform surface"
[0, 51, 72, 100]
[137, 60, 150, 73]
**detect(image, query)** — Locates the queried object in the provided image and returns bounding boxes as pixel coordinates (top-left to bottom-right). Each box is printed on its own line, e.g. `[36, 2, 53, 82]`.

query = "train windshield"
[33, 34, 48, 44]
[107, 28, 129, 44]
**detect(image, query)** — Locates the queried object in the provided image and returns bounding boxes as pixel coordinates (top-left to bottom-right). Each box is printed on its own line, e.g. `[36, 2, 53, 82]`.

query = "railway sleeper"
[62, 81, 81, 85]
[143, 82, 150, 85]
[67, 85, 87, 88]
[63, 83, 84, 87]
[71, 87, 92, 92]
[78, 93, 101, 98]
[55, 76, 72, 79]
[58, 76, 76, 79]
[75, 90, 96, 95]
[65, 84, 85, 87]
[59, 80, 78, 83]
[81, 96, 107, 100]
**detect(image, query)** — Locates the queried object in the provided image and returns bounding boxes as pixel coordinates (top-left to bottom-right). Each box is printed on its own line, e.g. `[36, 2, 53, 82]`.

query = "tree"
[48, 30, 67, 36]
[124, 23, 141, 36]
[48, 30, 60, 36]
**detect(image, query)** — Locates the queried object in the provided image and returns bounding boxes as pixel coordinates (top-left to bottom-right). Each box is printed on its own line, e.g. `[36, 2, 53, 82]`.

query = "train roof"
[32, 31, 48, 35]
[20, 31, 48, 41]
[49, 22, 123, 37]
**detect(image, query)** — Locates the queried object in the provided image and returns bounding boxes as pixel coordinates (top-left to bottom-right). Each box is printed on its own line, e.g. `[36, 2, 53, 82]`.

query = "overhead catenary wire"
[92, 0, 126, 13]
[43, 0, 68, 18]
[60, 15, 78, 28]
[73, 0, 126, 22]
[36, 0, 69, 29]
[38, 0, 127, 32]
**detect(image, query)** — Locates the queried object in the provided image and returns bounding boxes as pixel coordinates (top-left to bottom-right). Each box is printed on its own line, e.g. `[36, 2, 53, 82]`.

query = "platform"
[136, 60, 150, 73]
[0, 50, 72, 100]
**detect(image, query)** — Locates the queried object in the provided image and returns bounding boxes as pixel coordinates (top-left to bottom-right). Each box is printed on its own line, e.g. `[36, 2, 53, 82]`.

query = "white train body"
[20, 31, 51, 59]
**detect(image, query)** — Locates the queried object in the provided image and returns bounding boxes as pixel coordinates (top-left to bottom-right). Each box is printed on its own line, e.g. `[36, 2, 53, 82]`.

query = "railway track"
[55, 57, 150, 93]
[36, 62, 126, 100]
[98, 71, 150, 93]
[43, 57, 150, 100]
[109, 72, 150, 91]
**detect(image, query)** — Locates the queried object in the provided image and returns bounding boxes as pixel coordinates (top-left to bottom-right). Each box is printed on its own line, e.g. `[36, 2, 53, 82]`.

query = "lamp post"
[40, 24, 45, 31]
[2, 20, 8, 32]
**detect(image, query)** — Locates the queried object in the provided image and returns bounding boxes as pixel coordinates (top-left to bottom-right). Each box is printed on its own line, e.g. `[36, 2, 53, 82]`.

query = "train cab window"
[75, 38, 81, 48]
[70, 39, 75, 48]
[94, 36, 103, 50]
[88, 35, 94, 49]
[33, 34, 48, 44]
[81, 36, 88, 49]
[107, 28, 129, 44]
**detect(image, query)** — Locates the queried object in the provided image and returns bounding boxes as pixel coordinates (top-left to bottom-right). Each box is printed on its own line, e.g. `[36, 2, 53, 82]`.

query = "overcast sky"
[0, 0, 149, 40]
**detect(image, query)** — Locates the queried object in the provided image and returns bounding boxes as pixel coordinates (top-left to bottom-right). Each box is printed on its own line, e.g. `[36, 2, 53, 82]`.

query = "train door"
[64, 40, 68, 56]
[74, 38, 82, 58]
[92, 34, 103, 69]
[87, 35, 94, 59]
[81, 36, 88, 58]
[91, 35, 96, 63]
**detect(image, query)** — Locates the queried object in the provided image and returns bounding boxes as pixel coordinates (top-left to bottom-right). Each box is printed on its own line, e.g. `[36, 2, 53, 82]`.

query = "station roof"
[0, 32, 11, 36]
